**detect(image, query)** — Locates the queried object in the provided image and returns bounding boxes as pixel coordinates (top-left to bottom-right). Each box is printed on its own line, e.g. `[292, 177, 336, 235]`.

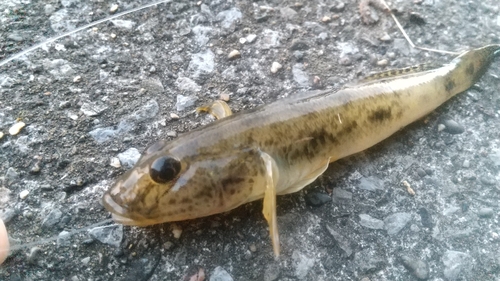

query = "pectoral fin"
[260, 152, 280, 257]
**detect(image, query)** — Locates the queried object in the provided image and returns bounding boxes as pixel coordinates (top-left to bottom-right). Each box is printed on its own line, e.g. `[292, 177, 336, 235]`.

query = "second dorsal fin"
[355, 63, 442, 85]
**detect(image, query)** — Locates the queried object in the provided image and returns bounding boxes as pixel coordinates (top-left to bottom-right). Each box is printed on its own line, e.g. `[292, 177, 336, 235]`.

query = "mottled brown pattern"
[102, 45, 500, 227]
[445, 78, 456, 92]
[466, 62, 475, 75]
[369, 107, 392, 123]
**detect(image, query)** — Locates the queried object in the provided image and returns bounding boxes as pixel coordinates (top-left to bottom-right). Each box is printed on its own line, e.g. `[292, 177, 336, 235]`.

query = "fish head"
[102, 140, 268, 226]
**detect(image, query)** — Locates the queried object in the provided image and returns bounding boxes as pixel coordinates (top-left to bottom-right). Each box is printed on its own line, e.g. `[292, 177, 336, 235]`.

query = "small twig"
[0, 0, 172, 68]
[379, 0, 460, 55]
[8, 219, 114, 251]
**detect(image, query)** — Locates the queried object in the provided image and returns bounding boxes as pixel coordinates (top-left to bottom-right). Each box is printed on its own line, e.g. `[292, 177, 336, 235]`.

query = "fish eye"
[149, 156, 181, 183]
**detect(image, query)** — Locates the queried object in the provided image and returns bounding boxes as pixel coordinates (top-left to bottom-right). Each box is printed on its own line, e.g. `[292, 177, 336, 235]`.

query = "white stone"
[9, 122, 25, 135]
[19, 190, 29, 199]
[270, 62, 282, 73]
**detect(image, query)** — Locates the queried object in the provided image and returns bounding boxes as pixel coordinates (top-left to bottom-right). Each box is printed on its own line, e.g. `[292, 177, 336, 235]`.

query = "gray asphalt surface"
[0, 0, 499, 280]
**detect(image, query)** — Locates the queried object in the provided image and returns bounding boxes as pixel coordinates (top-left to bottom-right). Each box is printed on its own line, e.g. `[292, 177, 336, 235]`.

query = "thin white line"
[0, 0, 172, 67]
[6, 219, 115, 251]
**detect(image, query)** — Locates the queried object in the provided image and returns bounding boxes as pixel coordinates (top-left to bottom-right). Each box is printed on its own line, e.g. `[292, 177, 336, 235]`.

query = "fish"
[103, 45, 500, 257]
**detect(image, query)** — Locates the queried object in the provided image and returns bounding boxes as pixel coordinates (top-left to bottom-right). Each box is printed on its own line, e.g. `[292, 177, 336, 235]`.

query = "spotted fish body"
[103, 45, 500, 256]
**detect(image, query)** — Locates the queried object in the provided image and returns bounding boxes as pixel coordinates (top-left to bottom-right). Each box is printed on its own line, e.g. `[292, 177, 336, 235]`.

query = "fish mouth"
[102, 193, 164, 227]
[102, 193, 139, 225]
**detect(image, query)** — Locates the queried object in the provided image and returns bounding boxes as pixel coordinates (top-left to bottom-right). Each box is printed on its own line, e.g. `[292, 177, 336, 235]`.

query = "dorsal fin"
[354, 63, 442, 85]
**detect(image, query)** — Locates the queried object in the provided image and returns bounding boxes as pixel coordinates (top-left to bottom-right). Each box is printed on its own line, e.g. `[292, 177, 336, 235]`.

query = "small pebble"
[5, 167, 18, 184]
[443, 250, 470, 280]
[80, 102, 108, 117]
[270, 62, 282, 73]
[418, 208, 433, 228]
[54, 43, 66, 51]
[304, 192, 331, 207]
[117, 148, 141, 169]
[437, 124, 446, 132]
[313, 76, 322, 88]
[73, 75, 81, 83]
[110, 33, 117, 39]
[176, 95, 198, 111]
[239, 38, 246, 44]
[109, 4, 119, 13]
[249, 244, 257, 252]
[166, 131, 177, 137]
[379, 33, 392, 41]
[184, 266, 205, 281]
[246, 34, 257, 43]
[210, 266, 233, 281]
[332, 188, 353, 201]
[441, 119, 465, 134]
[480, 176, 496, 186]
[9, 121, 25, 135]
[290, 39, 309, 51]
[326, 225, 353, 257]
[400, 255, 429, 280]
[359, 214, 384, 230]
[424, 168, 433, 175]
[384, 212, 412, 235]
[228, 50, 241, 59]
[489, 150, 500, 166]
[172, 224, 183, 239]
[0, 209, 16, 223]
[170, 113, 180, 120]
[416, 168, 427, 177]
[81, 257, 91, 265]
[409, 12, 426, 25]
[42, 209, 63, 229]
[0, 132, 3, 139]
[163, 241, 174, 250]
[89, 225, 123, 247]
[330, 2, 345, 12]
[478, 208, 494, 218]
[376, 59, 388, 66]
[59, 101, 71, 108]
[27, 246, 42, 264]
[110, 157, 121, 168]
[264, 263, 280, 281]
[403, 180, 415, 196]
[220, 93, 230, 101]
[19, 190, 29, 199]
[68, 113, 78, 120]
[57, 230, 72, 246]
[321, 16, 331, 23]
[462, 160, 470, 168]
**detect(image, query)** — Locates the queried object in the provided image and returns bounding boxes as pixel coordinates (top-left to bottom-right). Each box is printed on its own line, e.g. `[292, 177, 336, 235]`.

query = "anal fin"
[278, 157, 331, 195]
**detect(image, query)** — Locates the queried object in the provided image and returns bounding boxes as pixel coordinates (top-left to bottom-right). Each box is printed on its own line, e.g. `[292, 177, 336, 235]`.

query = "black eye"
[149, 156, 181, 183]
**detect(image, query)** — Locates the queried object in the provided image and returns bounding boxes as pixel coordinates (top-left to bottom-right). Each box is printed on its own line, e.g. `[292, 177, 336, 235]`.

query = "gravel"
[0, 0, 499, 280]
